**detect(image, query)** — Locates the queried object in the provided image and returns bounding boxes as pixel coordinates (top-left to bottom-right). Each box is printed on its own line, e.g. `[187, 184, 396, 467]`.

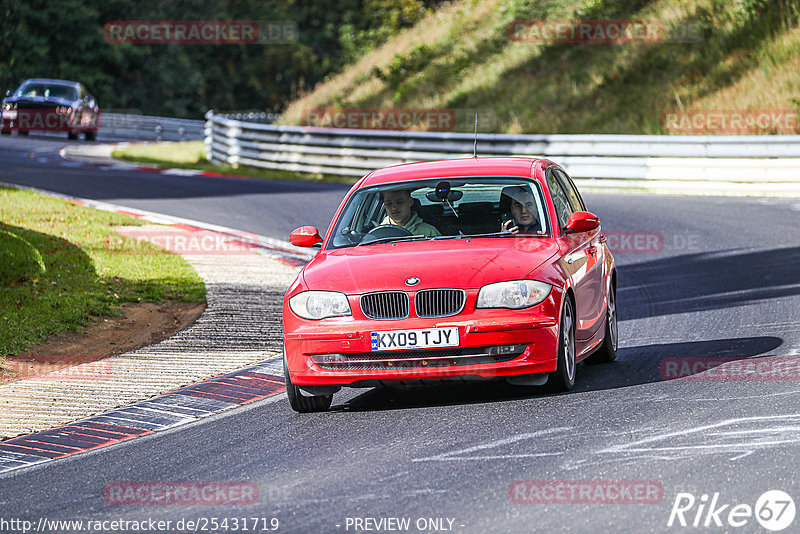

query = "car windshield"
[14, 83, 78, 101]
[327, 177, 550, 249]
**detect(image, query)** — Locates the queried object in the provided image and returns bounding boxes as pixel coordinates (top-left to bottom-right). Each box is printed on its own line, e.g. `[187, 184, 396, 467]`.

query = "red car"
[283, 157, 617, 412]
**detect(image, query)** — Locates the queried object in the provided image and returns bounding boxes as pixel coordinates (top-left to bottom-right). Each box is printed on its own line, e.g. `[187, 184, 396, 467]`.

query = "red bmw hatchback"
[283, 157, 617, 412]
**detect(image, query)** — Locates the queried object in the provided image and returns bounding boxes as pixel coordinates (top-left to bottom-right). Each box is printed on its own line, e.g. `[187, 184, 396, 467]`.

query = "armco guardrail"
[205, 111, 800, 196]
[100, 113, 205, 141]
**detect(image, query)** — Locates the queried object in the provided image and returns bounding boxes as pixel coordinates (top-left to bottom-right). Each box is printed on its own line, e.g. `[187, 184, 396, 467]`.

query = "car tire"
[1, 130, 10, 135]
[67, 131, 78, 140]
[548, 295, 576, 392]
[18, 130, 29, 136]
[284, 354, 333, 413]
[585, 284, 618, 364]
[85, 131, 97, 141]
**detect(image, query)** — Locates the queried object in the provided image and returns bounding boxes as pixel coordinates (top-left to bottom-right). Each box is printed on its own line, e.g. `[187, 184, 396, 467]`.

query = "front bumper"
[1, 109, 97, 132]
[284, 310, 560, 386]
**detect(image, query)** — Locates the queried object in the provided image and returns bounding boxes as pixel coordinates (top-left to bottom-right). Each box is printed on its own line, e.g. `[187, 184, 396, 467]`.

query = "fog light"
[311, 354, 348, 364]
[487, 344, 526, 356]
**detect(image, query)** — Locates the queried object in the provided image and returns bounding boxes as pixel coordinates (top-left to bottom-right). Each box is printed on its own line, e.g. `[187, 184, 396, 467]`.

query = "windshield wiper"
[356, 234, 428, 247]
[433, 231, 515, 240]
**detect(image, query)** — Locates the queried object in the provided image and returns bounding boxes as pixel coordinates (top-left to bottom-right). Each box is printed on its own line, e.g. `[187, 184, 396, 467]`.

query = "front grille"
[415, 289, 466, 318]
[360, 291, 409, 320]
[311, 345, 525, 371]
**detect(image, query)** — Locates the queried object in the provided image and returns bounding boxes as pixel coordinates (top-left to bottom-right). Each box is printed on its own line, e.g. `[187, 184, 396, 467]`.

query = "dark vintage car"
[1, 78, 99, 140]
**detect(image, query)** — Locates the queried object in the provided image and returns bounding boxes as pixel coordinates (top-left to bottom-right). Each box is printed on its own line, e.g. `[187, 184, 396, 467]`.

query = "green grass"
[281, 0, 800, 134]
[0, 186, 205, 358]
[111, 141, 356, 184]
[114, 141, 208, 165]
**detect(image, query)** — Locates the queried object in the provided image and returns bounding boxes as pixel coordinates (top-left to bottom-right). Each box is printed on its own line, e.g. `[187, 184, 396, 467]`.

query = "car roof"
[358, 157, 553, 187]
[18, 78, 81, 87]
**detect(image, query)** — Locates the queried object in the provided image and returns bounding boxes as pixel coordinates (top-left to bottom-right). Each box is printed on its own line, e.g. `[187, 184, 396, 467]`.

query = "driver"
[381, 190, 440, 237]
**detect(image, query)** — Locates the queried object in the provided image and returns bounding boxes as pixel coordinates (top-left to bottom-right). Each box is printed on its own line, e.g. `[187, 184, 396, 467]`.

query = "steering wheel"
[359, 224, 412, 244]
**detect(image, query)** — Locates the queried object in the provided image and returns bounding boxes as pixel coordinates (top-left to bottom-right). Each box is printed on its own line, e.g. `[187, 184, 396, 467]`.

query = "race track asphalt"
[2, 134, 800, 533]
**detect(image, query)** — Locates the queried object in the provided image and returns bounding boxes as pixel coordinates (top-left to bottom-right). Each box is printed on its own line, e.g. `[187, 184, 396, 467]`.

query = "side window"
[554, 169, 585, 212]
[547, 170, 573, 228]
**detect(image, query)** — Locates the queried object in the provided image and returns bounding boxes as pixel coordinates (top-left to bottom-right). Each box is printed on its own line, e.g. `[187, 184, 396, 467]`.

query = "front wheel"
[284, 354, 333, 413]
[548, 296, 576, 392]
[85, 130, 97, 141]
[585, 284, 617, 364]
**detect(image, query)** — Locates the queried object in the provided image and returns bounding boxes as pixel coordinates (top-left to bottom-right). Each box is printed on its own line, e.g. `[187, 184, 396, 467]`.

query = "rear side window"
[546, 169, 573, 228]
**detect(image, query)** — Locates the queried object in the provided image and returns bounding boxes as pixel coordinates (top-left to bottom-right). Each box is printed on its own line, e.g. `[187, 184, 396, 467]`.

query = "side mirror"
[289, 226, 323, 247]
[564, 211, 600, 233]
[5, 90, 10, 97]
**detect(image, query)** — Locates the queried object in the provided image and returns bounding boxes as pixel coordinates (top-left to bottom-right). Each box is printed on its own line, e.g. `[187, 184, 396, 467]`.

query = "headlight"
[56, 106, 73, 115]
[476, 280, 551, 309]
[289, 291, 351, 320]
[2, 102, 16, 110]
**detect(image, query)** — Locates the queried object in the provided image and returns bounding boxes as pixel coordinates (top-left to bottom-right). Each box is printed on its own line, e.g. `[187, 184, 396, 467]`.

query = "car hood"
[301, 238, 559, 293]
[6, 96, 76, 108]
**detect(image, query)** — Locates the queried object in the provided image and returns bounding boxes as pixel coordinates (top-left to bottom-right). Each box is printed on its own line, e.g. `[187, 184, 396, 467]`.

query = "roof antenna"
[473, 113, 479, 158]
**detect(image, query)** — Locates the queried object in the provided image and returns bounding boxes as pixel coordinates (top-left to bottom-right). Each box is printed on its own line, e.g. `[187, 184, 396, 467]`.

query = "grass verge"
[0, 186, 205, 358]
[280, 0, 800, 135]
[111, 141, 357, 184]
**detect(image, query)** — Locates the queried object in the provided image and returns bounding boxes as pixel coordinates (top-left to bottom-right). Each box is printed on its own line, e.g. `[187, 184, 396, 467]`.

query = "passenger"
[381, 190, 441, 237]
[500, 185, 543, 235]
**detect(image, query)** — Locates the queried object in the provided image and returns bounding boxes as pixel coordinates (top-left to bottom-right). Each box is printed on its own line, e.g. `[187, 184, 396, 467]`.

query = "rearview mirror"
[289, 226, 323, 247]
[425, 190, 463, 203]
[564, 211, 600, 233]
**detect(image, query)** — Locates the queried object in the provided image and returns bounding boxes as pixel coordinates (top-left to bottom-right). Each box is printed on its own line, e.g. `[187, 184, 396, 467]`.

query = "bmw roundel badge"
[405, 277, 420, 286]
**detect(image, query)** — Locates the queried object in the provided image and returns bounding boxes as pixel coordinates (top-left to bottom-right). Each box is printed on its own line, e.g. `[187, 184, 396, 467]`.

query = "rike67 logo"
[668, 490, 795, 531]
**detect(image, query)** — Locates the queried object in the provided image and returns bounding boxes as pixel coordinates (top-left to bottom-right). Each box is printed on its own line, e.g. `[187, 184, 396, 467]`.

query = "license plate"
[370, 327, 459, 351]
